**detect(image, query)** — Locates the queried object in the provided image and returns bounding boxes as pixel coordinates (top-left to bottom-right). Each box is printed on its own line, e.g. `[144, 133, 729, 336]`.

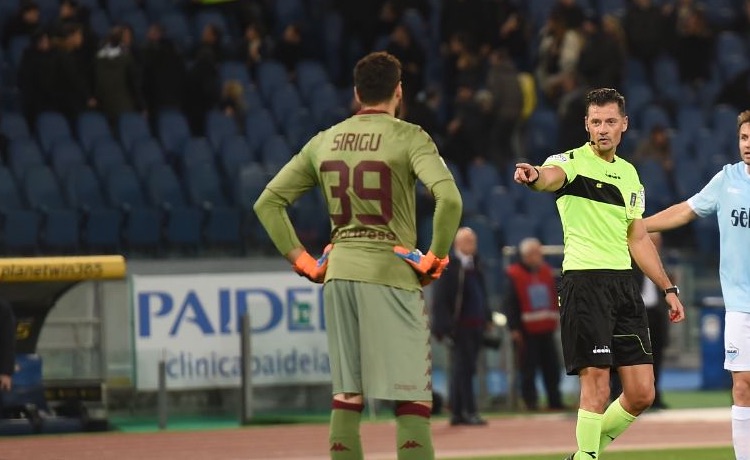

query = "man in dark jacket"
[432, 227, 492, 426]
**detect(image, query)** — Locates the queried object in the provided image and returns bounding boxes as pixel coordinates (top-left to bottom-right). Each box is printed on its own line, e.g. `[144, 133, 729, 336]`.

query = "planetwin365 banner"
[132, 273, 329, 390]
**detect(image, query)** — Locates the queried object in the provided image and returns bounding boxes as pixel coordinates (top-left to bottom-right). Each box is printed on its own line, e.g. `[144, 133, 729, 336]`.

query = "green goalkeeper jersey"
[542, 143, 645, 272]
[255, 110, 462, 291]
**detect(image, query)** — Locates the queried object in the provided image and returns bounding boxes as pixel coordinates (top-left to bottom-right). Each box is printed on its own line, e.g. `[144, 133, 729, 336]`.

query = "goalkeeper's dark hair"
[585, 88, 626, 116]
[354, 52, 402, 106]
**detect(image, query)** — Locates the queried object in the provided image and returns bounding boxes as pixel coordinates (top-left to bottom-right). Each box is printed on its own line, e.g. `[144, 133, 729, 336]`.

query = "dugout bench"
[0, 256, 126, 435]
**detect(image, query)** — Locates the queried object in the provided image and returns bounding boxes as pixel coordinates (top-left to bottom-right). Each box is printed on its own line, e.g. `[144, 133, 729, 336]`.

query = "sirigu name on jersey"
[730, 207, 750, 227]
[331, 132, 382, 151]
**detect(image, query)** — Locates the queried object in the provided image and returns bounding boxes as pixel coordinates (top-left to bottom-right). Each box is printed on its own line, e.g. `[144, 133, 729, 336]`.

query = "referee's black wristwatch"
[663, 285, 680, 297]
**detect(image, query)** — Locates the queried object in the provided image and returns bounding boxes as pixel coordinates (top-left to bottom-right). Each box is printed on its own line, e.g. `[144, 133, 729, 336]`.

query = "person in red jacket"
[503, 237, 564, 411]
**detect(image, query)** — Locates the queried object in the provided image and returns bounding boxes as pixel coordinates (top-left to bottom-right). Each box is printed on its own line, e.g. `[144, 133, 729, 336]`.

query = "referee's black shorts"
[560, 269, 653, 375]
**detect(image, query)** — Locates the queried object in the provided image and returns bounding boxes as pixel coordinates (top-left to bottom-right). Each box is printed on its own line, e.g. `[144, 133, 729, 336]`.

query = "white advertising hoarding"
[132, 272, 329, 390]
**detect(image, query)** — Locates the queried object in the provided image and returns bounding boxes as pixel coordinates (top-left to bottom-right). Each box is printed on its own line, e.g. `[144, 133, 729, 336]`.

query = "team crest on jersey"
[545, 153, 569, 163]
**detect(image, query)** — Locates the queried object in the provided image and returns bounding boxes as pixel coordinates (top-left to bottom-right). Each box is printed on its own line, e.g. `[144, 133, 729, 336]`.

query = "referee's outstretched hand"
[514, 163, 539, 185]
[666, 294, 686, 323]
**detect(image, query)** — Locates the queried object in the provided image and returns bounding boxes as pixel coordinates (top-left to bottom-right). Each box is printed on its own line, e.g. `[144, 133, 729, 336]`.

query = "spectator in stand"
[673, 8, 714, 87]
[94, 26, 145, 127]
[556, 72, 589, 152]
[2, 0, 41, 49]
[219, 80, 248, 133]
[386, 24, 426, 97]
[18, 29, 57, 128]
[236, 21, 274, 77]
[577, 15, 625, 90]
[275, 23, 304, 75]
[622, 0, 673, 84]
[141, 24, 187, 117]
[183, 23, 223, 135]
[550, 0, 586, 30]
[488, 0, 529, 71]
[485, 48, 523, 171]
[633, 124, 674, 175]
[51, 22, 96, 125]
[535, 11, 583, 105]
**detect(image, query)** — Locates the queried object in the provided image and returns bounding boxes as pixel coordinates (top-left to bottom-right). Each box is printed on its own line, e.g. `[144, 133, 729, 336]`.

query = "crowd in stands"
[0, 0, 748, 270]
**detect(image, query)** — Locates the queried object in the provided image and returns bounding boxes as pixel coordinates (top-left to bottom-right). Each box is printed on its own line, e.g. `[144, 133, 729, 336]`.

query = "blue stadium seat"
[122, 9, 149, 45]
[459, 187, 480, 216]
[50, 139, 87, 179]
[91, 138, 128, 180]
[243, 86, 264, 114]
[0, 112, 30, 141]
[0, 167, 24, 213]
[89, 9, 112, 39]
[444, 160, 464, 188]
[259, 135, 292, 174]
[692, 216, 720, 254]
[42, 209, 80, 253]
[640, 104, 672, 133]
[283, 107, 317, 151]
[322, 11, 344, 84]
[146, 164, 188, 209]
[180, 137, 214, 169]
[712, 104, 738, 147]
[503, 214, 538, 249]
[235, 163, 269, 211]
[624, 83, 653, 119]
[245, 109, 277, 154]
[670, 129, 695, 164]
[104, 164, 163, 251]
[539, 218, 564, 246]
[8, 138, 45, 181]
[637, 159, 675, 214]
[160, 12, 193, 52]
[118, 111, 152, 152]
[256, 60, 289, 102]
[525, 108, 558, 164]
[520, 188, 558, 225]
[218, 61, 252, 88]
[290, 190, 329, 249]
[36, 111, 72, 155]
[164, 206, 204, 250]
[486, 186, 515, 233]
[466, 162, 502, 214]
[157, 109, 191, 156]
[296, 60, 330, 103]
[308, 83, 340, 127]
[219, 136, 256, 182]
[674, 160, 705, 200]
[63, 164, 107, 211]
[106, 0, 140, 20]
[205, 110, 239, 152]
[8, 36, 30, 70]
[82, 207, 123, 252]
[144, 0, 177, 21]
[462, 215, 499, 260]
[676, 107, 706, 142]
[203, 205, 242, 247]
[273, 0, 306, 31]
[184, 161, 230, 208]
[3, 210, 40, 254]
[76, 111, 113, 153]
[269, 84, 303, 126]
[654, 55, 681, 104]
[23, 166, 67, 211]
[130, 138, 166, 179]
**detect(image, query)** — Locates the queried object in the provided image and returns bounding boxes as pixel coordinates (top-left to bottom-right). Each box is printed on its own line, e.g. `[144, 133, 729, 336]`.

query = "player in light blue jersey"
[645, 109, 750, 460]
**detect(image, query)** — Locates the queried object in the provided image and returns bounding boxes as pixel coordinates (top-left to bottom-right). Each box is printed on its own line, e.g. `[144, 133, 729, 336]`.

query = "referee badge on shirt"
[626, 186, 646, 219]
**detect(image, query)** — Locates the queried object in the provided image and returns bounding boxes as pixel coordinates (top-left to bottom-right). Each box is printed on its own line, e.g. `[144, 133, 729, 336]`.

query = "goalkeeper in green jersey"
[254, 51, 462, 460]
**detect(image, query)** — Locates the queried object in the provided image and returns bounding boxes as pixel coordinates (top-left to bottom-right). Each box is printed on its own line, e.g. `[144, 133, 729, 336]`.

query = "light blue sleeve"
[687, 170, 724, 217]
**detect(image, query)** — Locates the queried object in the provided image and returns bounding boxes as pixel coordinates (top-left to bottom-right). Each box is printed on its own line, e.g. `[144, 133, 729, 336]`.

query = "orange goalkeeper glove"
[393, 246, 449, 286]
[292, 244, 332, 283]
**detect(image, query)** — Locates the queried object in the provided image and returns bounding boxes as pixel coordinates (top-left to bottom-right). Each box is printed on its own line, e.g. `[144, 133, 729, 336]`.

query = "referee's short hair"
[585, 88, 626, 116]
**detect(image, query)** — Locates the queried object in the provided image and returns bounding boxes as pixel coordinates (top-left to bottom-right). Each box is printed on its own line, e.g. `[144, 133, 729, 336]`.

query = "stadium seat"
[180, 137, 214, 170]
[269, 84, 303, 126]
[205, 110, 239, 151]
[184, 161, 230, 208]
[144, 0, 177, 22]
[503, 214, 538, 249]
[106, 0, 140, 20]
[674, 160, 705, 200]
[640, 104, 672, 132]
[76, 111, 113, 153]
[234, 162, 268, 211]
[89, 9, 112, 39]
[0, 112, 30, 141]
[105, 165, 148, 210]
[122, 9, 149, 45]
[50, 139, 87, 179]
[41, 209, 80, 253]
[296, 60, 330, 103]
[63, 165, 107, 211]
[22, 166, 67, 212]
[308, 83, 340, 127]
[8, 138, 45, 181]
[245, 109, 277, 154]
[692, 216, 720, 254]
[653, 55, 681, 104]
[145, 164, 204, 249]
[82, 207, 123, 252]
[525, 108, 558, 164]
[203, 205, 242, 248]
[462, 215, 499, 259]
[146, 164, 189, 209]
[160, 11, 193, 52]
[520, 188, 558, 225]
[218, 61, 252, 88]
[637, 159, 675, 214]
[36, 111, 72, 155]
[256, 60, 289, 102]
[259, 135, 292, 174]
[130, 138, 166, 179]
[117, 112, 152, 152]
[290, 190, 329, 249]
[105, 165, 163, 251]
[623, 82, 653, 119]
[676, 107, 706, 142]
[0, 167, 24, 213]
[193, 10, 231, 46]
[2, 209, 40, 254]
[712, 104, 738, 146]
[466, 162, 502, 214]
[8, 36, 30, 70]
[539, 218, 564, 246]
[486, 186, 515, 233]
[219, 136, 257, 183]
[157, 109, 192, 156]
[91, 138, 128, 180]
[283, 108, 318, 151]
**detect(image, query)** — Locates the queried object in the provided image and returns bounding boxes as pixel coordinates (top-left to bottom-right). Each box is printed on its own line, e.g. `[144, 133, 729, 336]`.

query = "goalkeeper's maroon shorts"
[559, 269, 653, 376]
